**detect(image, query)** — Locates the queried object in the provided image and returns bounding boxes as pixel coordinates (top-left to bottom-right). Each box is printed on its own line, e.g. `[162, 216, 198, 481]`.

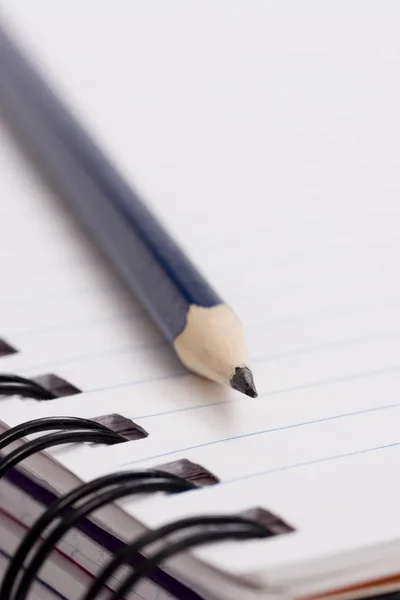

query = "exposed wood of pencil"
[174, 305, 258, 397]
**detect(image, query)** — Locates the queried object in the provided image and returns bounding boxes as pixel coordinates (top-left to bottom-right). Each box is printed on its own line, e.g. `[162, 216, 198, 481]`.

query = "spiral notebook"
[1, 1, 400, 599]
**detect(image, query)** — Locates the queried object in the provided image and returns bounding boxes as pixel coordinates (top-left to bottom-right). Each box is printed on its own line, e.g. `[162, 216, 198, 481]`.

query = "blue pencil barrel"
[0, 24, 222, 342]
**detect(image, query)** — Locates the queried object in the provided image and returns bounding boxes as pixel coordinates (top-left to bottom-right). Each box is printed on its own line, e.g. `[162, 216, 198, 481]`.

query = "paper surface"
[1, 0, 400, 596]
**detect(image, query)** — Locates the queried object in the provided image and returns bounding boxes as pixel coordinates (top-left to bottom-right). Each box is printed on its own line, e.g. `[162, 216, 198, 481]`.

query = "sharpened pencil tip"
[230, 366, 258, 398]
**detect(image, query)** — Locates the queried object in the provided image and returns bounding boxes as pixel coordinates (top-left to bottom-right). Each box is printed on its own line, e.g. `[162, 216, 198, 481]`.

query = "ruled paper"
[1, 1, 400, 598]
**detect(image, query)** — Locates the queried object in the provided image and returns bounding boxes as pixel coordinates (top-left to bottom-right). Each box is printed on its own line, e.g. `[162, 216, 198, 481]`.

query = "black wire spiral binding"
[0, 429, 124, 479]
[0, 384, 273, 600]
[0, 416, 113, 451]
[111, 517, 270, 600]
[0, 374, 56, 399]
[85, 515, 271, 600]
[7, 472, 195, 600]
[1, 469, 194, 600]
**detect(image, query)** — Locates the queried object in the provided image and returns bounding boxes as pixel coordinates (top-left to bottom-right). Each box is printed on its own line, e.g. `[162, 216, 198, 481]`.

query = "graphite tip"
[230, 366, 258, 398]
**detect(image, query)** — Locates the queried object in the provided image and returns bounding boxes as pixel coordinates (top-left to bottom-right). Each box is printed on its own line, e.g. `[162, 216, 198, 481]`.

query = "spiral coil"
[0, 374, 56, 400]
[0, 372, 272, 599]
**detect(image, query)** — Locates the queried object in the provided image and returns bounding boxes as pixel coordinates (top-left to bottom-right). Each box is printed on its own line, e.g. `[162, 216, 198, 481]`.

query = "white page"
[1, 0, 400, 597]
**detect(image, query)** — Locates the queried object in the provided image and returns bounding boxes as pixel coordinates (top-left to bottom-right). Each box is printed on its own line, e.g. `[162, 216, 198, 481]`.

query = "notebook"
[1, 1, 400, 599]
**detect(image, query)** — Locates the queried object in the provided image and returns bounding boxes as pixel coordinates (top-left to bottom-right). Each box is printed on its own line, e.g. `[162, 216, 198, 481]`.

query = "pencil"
[0, 24, 257, 398]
